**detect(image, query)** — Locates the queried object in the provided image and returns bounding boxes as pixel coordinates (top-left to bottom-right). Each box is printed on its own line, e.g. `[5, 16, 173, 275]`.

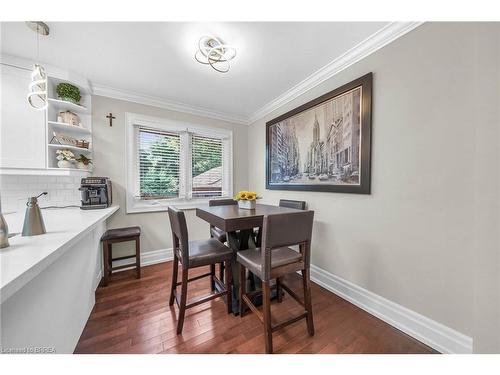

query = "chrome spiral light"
[195, 36, 236, 73]
[27, 63, 48, 110]
[25, 21, 49, 111]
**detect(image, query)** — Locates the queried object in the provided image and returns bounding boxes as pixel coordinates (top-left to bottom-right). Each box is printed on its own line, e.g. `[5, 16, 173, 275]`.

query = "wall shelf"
[48, 98, 89, 115]
[47, 144, 92, 153]
[0, 167, 91, 176]
[48, 121, 91, 135]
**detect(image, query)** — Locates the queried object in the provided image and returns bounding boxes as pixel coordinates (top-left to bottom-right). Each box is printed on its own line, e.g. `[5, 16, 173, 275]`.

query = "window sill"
[126, 198, 228, 214]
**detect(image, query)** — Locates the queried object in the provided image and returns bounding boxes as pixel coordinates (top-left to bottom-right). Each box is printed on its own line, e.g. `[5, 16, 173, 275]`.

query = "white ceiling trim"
[247, 21, 424, 124]
[92, 22, 423, 126]
[92, 84, 249, 125]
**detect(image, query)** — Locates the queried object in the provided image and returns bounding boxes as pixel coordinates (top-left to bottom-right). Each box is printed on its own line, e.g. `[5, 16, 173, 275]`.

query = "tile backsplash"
[0, 175, 81, 213]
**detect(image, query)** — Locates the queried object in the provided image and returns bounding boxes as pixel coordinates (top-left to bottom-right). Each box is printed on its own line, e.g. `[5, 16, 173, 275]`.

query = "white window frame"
[125, 112, 233, 213]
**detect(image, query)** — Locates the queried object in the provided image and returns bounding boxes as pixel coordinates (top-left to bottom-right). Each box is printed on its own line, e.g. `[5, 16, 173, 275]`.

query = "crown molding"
[91, 22, 422, 126]
[247, 21, 424, 124]
[92, 84, 249, 125]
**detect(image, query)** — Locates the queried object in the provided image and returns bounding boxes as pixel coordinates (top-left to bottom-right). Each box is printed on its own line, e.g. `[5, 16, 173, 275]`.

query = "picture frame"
[265, 72, 372, 194]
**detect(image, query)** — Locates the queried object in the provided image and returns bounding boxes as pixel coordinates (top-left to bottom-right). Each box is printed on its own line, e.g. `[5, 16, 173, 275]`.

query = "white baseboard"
[111, 248, 174, 271]
[310, 264, 473, 354]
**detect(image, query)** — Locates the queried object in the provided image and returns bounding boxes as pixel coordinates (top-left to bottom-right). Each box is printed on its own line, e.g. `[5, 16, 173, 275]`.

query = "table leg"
[226, 229, 255, 314]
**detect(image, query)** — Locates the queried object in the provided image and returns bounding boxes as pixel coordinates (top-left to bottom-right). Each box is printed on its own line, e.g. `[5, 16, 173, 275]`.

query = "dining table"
[195, 203, 303, 314]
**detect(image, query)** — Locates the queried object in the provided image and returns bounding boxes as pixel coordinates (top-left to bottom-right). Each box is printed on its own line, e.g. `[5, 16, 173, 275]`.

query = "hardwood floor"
[75, 262, 437, 354]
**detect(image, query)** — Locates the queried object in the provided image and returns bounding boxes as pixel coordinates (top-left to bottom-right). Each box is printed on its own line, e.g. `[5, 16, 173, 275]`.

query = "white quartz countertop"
[0, 206, 119, 303]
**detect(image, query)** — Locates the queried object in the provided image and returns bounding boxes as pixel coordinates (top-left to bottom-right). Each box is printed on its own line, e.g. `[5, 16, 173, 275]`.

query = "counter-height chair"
[275, 199, 307, 301]
[168, 206, 233, 334]
[208, 198, 237, 286]
[237, 210, 315, 353]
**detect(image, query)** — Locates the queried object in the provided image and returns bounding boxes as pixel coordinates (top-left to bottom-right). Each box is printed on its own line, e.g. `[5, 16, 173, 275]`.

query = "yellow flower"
[247, 192, 256, 200]
[239, 192, 248, 200]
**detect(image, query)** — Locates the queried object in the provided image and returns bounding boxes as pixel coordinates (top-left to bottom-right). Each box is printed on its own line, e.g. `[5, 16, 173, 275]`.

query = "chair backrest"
[167, 206, 189, 266]
[209, 198, 237, 207]
[279, 199, 307, 210]
[261, 210, 314, 280]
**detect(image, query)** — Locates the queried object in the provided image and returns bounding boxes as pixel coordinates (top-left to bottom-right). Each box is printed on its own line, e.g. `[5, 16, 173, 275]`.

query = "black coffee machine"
[79, 177, 112, 209]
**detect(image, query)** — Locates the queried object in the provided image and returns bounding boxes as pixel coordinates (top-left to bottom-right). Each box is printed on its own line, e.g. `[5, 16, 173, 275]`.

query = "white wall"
[246, 22, 499, 353]
[91, 95, 249, 257]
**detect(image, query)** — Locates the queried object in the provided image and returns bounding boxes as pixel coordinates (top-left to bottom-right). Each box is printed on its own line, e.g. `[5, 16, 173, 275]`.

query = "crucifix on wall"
[106, 112, 116, 127]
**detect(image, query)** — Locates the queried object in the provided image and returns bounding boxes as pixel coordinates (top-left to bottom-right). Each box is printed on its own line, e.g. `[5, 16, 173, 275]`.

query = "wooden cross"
[106, 112, 116, 127]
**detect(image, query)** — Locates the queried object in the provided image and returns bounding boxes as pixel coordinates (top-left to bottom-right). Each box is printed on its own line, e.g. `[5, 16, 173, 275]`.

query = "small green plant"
[76, 154, 92, 165]
[56, 83, 81, 104]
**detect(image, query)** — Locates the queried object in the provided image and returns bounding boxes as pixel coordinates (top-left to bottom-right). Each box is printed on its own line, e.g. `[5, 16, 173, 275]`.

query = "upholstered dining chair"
[253, 199, 307, 248]
[208, 198, 237, 285]
[168, 206, 233, 334]
[237, 210, 315, 353]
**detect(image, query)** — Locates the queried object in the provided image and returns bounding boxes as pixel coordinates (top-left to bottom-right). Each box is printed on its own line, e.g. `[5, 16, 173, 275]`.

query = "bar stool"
[237, 211, 315, 354]
[101, 226, 141, 286]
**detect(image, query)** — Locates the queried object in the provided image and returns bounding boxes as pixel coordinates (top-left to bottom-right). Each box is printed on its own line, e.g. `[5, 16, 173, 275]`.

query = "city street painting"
[266, 73, 372, 194]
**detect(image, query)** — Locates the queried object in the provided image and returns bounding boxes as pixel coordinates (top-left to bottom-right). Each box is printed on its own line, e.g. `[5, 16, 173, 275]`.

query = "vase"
[76, 161, 89, 170]
[57, 160, 73, 169]
[238, 200, 256, 210]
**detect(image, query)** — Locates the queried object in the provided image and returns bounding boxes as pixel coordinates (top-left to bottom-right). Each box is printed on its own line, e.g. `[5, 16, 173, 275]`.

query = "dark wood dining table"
[196, 203, 302, 314]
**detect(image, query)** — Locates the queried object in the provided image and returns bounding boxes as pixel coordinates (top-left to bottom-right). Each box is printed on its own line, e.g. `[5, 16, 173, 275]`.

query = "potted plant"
[75, 154, 93, 170]
[56, 83, 81, 104]
[234, 191, 260, 210]
[56, 149, 75, 168]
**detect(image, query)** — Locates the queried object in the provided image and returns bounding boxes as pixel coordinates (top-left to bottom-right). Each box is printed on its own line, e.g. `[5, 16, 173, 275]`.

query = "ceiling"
[1, 22, 391, 123]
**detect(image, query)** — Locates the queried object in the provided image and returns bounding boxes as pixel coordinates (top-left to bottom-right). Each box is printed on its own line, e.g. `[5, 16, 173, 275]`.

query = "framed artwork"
[266, 72, 372, 194]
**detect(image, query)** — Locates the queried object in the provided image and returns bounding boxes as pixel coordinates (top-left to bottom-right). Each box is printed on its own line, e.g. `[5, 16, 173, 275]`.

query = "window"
[126, 113, 232, 213]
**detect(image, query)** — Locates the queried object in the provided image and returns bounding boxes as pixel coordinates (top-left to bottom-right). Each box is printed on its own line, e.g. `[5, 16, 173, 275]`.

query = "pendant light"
[25, 21, 49, 111]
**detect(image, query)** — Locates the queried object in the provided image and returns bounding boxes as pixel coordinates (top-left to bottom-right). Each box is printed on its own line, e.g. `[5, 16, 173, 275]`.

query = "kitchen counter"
[0, 206, 119, 304]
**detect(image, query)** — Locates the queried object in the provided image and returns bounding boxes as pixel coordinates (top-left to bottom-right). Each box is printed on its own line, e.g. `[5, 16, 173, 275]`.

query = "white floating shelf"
[48, 98, 89, 114]
[47, 167, 92, 174]
[48, 121, 91, 134]
[0, 167, 91, 176]
[47, 144, 92, 152]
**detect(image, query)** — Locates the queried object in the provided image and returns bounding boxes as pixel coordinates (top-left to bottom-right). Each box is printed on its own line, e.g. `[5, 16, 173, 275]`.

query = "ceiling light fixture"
[195, 36, 236, 73]
[25, 21, 49, 111]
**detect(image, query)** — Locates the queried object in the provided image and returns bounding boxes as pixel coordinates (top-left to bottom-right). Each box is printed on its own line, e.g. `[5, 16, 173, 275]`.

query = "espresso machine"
[79, 177, 112, 209]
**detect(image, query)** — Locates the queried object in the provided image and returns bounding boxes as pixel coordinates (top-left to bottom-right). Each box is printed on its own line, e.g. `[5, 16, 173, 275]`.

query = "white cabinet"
[0, 56, 93, 176]
[0, 64, 46, 169]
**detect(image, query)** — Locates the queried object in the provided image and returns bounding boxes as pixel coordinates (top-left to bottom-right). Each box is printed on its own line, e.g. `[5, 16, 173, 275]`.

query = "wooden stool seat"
[101, 226, 141, 286]
[102, 226, 141, 240]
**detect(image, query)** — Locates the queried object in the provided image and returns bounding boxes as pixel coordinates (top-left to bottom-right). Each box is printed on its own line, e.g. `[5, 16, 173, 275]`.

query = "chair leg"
[219, 262, 225, 282]
[210, 264, 216, 291]
[301, 268, 315, 336]
[176, 268, 189, 335]
[102, 240, 109, 286]
[239, 264, 246, 317]
[169, 254, 179, 306]
[224, 260, 232, 314]
[276, 277, 283, 303]
[107, 243, 113, 276]
[262, 281, 273, 354]
[135, 237, 141, 279]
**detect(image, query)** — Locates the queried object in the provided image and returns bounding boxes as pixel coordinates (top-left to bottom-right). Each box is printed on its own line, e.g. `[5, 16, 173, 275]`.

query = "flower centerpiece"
[234, 191, 260, 210]
[56, 149, 76, 168]
[75, 154, 92, 170]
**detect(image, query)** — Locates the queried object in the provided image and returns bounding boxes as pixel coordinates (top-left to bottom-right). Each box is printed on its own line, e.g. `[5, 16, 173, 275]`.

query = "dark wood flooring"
[75, 262, 437, 354]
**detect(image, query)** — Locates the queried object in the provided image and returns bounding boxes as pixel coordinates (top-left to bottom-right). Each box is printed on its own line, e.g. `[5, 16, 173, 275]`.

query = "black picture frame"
[265, 72, 372, 194]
